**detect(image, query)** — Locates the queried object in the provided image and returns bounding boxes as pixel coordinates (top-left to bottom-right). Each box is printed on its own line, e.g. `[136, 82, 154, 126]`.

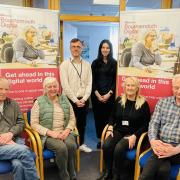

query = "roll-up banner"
[0, 5, 59, 112]
[118, 9, 180, 112]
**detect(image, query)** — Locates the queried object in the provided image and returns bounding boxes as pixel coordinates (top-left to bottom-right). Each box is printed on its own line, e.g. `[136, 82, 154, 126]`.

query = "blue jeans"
[0, 143, 39, 180]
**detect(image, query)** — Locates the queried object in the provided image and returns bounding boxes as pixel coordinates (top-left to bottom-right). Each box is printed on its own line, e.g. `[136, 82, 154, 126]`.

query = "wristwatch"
[109, 91, 113, 95]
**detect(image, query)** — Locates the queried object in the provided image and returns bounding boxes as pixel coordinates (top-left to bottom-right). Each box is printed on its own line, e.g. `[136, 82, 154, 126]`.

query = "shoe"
[97, 141, 101, 149]
[71, 178, 77, 180]
[96, 171, 112, 180]
[79, 144, 92, 153]
[104, 172, 113, 180]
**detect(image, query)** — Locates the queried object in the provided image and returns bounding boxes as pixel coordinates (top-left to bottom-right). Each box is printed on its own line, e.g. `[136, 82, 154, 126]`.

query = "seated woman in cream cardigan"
[31, 77, 77, 180]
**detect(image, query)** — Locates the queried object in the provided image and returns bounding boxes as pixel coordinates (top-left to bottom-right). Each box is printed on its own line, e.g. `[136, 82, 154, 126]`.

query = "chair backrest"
[120, 48, 131, 67]
[4, 47, 13, 63]
[1, 43, 13, 63]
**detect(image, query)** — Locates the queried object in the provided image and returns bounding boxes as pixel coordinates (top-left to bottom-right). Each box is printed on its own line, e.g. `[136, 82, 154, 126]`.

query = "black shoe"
[71, 178, 77, 180]
[96, 171, 112, 180]
[104, 173, 113, 180]
[112, 176, 120, 180]
[96, 172, 107, 180]
[97, 141, 101, 149]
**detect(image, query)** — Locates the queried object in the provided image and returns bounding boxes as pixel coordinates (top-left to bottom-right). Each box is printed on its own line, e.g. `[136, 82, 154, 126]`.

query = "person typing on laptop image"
[129, 30, 162, 73]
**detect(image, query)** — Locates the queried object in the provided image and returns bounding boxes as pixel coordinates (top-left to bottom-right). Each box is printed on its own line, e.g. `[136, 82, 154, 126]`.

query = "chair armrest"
[24, 127, 40, 178]
[100, 124, 109, 148]
[74, 127, 80, 146]
[134, 132, 150, 180]
[99, 124, 109, 172]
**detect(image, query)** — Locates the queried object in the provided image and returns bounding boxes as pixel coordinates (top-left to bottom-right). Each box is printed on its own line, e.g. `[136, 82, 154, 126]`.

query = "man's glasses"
[71, 45, 82, 49]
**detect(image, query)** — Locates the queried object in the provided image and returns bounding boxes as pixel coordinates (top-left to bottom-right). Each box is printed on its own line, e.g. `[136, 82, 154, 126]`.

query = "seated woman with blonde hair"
[31, 77, 77, 180]
[98, 76, 150, 180]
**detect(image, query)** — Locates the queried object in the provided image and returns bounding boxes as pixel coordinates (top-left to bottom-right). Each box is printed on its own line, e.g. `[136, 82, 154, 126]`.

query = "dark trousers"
[45, 135, 77, 180]
[91, 93, 115, 139]
[69, 99, 89, 145]
[139, 151, 180, 180]
[103, 130, 129, 177]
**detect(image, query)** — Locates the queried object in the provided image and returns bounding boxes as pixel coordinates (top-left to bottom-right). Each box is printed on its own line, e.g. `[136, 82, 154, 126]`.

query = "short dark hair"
[70, 38, 82, 44]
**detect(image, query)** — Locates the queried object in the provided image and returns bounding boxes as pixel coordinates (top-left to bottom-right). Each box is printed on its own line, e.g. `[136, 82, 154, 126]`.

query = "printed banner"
[0, 68, 59, 112]
[118, 9, 180, 112]
[0, 5, 60, 111]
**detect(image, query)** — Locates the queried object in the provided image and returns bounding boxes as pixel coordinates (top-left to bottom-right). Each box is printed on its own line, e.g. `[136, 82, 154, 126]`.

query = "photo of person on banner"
[129, 30, 162, 73]
[13, 25, 45, 65]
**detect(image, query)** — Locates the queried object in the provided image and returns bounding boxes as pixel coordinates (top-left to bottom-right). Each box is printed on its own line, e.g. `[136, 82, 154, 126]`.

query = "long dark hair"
[97, 39, 113, 61]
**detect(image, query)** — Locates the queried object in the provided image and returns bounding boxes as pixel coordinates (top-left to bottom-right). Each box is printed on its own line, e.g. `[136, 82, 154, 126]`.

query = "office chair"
[0, 118, 40, 178]
[4, 47, 13, 63]
[0, 43, 13, 63]
[24, 112, 80, 180]
[99, 124, 146, 177]
[120, 48, 131, 67]
[134, 133, 180, 180]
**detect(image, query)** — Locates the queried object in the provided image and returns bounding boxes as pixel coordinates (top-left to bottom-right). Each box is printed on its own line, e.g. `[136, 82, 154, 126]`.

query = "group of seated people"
[0, 74, 179, 180]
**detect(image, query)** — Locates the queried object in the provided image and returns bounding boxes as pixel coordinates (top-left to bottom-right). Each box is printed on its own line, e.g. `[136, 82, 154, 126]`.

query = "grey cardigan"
[0, 98, 24, 137]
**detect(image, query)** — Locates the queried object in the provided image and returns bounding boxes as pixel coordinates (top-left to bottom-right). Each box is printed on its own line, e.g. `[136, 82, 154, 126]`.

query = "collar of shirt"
[70, 56, 83, 63]
[0, 102, 4, 114]
[171, 96, 180, 107]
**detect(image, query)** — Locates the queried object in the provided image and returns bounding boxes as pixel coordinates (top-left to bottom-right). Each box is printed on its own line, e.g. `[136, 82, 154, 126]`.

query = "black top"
[109, 97, 150, 139]
[91, 58, 117, 94]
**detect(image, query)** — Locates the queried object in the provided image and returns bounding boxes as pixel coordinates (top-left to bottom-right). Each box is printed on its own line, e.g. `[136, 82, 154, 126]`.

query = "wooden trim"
[120, 0, 126, 11]
[60, 14, 119, 22]
[161, 0, 172, 9]
[48, 0, 60, 10]
[23, 0, 33, 7]
[60, 21, 63, 64]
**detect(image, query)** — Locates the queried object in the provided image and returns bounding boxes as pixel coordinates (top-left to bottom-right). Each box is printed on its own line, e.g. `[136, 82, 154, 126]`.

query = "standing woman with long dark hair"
[91, 39, 117, 148]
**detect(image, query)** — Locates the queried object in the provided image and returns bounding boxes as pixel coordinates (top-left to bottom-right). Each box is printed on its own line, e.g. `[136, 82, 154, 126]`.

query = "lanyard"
[71, 60, 82, 86]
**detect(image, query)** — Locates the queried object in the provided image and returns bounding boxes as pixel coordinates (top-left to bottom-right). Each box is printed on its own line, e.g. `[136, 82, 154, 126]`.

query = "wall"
[77, 24, 110, 64]
[0, 0, 23, 6]
[63, 23, 77, 60]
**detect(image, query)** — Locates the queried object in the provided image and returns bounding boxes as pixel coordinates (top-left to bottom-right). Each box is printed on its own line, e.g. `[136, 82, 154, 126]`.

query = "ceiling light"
[93, 0, 119, 5]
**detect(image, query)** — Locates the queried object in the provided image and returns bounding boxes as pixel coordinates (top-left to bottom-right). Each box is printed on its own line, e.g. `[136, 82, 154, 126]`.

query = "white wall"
[77, 25, 110, 64]
[63, 23, 77, 60]
[0, 0, 23, 6]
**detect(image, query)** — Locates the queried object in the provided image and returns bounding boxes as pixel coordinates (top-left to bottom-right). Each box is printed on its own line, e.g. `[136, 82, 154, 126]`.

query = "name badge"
[122, 120, 129, 126]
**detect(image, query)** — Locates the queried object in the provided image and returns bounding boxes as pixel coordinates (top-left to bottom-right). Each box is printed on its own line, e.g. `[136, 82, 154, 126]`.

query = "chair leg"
[39, 151, 44, 180]
[177, 169, 180, 180]
[76, 149, 80, 172]
[100, 149, 104, 173]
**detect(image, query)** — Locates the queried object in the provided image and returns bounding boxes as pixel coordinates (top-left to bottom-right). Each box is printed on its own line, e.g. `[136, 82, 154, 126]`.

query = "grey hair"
[43, 77, 59, 95]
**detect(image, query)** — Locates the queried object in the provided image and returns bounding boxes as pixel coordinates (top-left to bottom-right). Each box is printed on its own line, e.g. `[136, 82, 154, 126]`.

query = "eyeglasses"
[71, 45, 82, 49]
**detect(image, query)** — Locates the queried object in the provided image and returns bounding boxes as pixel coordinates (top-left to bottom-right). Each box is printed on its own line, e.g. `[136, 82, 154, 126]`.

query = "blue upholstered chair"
[99, 124, 146, 175]
[134, 133, 180, 180]
[0, 117, 40, 178]
[0, 161, 12, 174]
[24, 112, 80, 180]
